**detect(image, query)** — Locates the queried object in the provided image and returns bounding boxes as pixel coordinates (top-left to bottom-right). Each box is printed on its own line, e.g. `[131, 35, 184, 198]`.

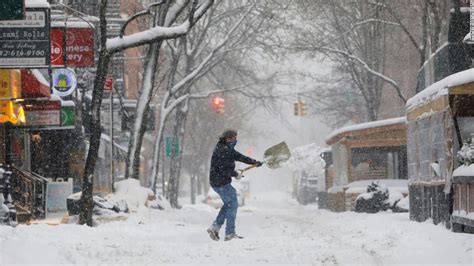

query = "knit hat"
[221, 129, 237, 139]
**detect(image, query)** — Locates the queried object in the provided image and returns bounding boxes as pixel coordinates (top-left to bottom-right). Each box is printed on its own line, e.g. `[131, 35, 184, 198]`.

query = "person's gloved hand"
[255, 161, 263, 167]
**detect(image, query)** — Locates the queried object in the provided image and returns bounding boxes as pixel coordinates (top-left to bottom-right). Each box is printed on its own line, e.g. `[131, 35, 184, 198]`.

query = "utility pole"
[110, 84, 115, 192]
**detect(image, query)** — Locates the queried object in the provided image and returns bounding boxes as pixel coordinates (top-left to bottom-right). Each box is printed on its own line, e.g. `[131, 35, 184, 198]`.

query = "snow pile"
[345, 179, 408, 194]
[397, 196, 410, 210]
[1, 191, 472, 265]
[355, 182, 407, 213]
[286, 143, 325, 178]
[105, 179, 155, 212]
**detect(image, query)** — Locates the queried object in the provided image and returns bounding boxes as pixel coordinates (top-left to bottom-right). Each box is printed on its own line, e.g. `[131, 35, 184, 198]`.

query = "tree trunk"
[125, 2, 172, 180]
[79, 0, 110, 226]
[78, 53, 111, 225]
[168, 106, 187, 208]
[125, 41, 161, 180]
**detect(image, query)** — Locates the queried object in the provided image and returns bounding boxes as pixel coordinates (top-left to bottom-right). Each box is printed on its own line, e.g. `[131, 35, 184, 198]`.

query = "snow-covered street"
[1, 191, 472, 265]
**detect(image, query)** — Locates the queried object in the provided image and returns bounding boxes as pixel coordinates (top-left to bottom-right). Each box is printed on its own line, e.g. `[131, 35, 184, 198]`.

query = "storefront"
[406, 68, 474, 231]
[325, 117, 408, 212]
[0, 69, 79, 222]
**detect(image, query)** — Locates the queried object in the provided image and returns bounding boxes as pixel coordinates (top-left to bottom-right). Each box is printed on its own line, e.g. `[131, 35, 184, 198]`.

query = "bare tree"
[79, 0, 214, 226]
[147, 3, 258, 208]
[275, 0, 449, 126]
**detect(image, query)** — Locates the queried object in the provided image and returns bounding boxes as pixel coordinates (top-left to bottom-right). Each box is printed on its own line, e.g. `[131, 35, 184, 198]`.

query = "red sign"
[23, 101, 61, 111]
[51, 27, 95, 67]
[23, 100, 61, 126]
[104, 77, 113, 91]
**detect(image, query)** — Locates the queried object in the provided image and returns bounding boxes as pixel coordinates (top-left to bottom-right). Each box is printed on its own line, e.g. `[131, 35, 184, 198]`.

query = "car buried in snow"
[294, 171, 319, 205]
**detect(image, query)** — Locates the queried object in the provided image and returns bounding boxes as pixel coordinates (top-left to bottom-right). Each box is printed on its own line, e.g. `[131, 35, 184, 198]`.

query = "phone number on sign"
[0, 50, 46, 57]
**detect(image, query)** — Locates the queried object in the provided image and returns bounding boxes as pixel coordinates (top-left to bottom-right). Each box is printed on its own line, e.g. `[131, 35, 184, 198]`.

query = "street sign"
[165, 136, 180, 158]
[0, 0, 25, 21]
[52, 68, 77, 97]
[0, 7, 50, 68]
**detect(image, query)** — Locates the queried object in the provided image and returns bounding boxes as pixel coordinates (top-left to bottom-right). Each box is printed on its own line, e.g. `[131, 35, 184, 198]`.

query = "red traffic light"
[211, 96, 225, 113]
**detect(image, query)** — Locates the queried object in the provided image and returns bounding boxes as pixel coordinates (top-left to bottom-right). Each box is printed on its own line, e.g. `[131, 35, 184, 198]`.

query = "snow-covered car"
[296, 174, 319, 205]
[287, 143, 326, 205]
[206, 183, 245, 208]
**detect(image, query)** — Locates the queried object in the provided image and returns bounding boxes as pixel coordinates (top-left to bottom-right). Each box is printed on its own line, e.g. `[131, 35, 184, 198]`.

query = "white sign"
[46, 178, 73, 218]
[0, 11, 46, 28]
[26, 109, 60, 126]
[52, 68, 77, 97]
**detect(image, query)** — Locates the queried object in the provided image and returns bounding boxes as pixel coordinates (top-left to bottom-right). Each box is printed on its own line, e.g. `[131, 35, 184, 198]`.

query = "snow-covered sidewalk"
[0, 191, 473, 265]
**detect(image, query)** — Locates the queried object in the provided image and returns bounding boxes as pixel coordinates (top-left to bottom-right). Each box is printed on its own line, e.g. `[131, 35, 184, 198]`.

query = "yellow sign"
[0, 69, 20, 99]
[0, 69, 23, 124]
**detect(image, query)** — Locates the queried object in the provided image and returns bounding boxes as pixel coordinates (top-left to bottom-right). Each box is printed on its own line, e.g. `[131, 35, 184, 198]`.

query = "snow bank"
[286, 143, 325, 178]
[407, 68, 474, 111]
[345, 179, 408, 194]
[105, 179, 154, 212]
[386, 191, 404, 206]
[326, 117, 406, 144]
[397, 196, 410, 210]
[1, 192, 472, 265]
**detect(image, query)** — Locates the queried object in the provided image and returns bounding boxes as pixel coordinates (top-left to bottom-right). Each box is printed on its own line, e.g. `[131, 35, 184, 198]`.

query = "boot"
[207, 228, 220, 241]
[224, 233, 243, 241]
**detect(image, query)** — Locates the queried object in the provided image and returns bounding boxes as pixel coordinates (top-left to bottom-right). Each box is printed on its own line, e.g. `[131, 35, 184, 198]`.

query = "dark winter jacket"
[209, 140, 257, 187]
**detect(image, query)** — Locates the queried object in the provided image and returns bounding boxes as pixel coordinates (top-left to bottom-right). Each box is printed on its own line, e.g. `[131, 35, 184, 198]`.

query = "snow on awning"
[325, 117, 406, 145]
[21, 69, 51, 98]
[26, 0, 50, 8]
[406, 68, 474, 111]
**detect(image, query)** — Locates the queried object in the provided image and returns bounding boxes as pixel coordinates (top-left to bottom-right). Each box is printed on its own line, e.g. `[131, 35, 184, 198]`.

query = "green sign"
[165, 136, 180, 158]
[60, 105, 75, 127]
[0, 0, 25, 21]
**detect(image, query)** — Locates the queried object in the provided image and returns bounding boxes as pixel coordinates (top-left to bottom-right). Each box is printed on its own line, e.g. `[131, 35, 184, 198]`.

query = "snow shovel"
[235, 141, 291, 180]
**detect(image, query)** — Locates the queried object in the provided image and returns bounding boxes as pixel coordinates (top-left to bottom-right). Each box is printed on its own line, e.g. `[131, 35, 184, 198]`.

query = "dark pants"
[211, 183, 238, 236]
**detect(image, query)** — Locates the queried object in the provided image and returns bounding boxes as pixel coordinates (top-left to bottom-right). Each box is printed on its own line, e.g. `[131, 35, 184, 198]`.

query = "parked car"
[296, 174, 319, 205]
[206, 182, 245, 208]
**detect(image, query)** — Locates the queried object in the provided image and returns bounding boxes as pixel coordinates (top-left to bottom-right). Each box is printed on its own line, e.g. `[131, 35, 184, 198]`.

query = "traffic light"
[293, 101, 308, 116]
[211, 96, 225, 114]
[299, 101, 307, 116]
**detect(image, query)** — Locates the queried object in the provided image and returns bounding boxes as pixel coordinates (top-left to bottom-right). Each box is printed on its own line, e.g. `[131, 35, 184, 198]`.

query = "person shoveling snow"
[207, 129, 290, 241]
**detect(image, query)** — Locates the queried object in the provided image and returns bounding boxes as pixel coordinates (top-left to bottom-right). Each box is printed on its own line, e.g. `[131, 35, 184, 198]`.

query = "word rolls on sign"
[0, 6, 50, 68]
[51, 21, 95, 67]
